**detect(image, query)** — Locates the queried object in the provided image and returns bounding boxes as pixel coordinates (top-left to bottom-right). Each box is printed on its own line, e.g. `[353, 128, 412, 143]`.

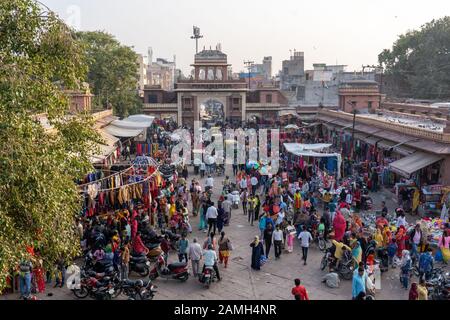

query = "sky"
[41, 0, 450, 75]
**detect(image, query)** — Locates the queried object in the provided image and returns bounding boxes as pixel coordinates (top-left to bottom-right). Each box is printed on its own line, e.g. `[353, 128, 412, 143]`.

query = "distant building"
[239, 56, 274, 89]
[136, 54, 147, 97]
[280, 51, 305, 95]
[66, 83, 94, 113]
[338, 80, 381, 113]
[146, 47, 176, 91]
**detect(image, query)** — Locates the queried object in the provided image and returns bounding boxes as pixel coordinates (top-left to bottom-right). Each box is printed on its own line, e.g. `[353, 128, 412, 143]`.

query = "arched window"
[199, 68, 205, 80]
[207, 68, 215, 80]
[216, 68, 223, 80]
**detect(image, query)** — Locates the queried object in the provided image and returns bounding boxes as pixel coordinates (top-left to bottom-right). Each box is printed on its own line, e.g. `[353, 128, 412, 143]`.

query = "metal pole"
[351, 108, 356, 158]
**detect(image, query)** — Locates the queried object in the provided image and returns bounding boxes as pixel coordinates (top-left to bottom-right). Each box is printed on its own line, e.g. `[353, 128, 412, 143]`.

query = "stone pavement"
[2, 166, 447, 300]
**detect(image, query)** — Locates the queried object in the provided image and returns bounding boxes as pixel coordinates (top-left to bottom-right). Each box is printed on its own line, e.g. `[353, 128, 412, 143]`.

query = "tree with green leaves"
[76, 31, 142, 118]
[379, 17, 450, 99]
[0, 0, 100, 291]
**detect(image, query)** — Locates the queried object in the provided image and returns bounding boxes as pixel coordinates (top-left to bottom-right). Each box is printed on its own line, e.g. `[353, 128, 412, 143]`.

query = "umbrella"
[285, 124, 300, 130]
[247, 160, 260, 169]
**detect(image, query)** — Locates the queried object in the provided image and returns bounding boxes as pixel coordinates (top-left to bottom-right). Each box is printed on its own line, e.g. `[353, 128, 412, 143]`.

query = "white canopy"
[104, 125, 144, 138]
[284, 143, 332, 154]
[111, 119, 152, 129]
[126, 114, 155, 123]
[283, 143, 341, 178]
[285, 124, 300, 130]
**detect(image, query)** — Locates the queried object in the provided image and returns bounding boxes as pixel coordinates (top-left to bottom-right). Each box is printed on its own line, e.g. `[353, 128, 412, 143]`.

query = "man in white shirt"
[205, 175, 214, 190]
[202, 244, 221, 281]
[239, 176, 248, 192]
[188, 238, 203, 277]
[206, 202, 218, 235]
[251, 175, 258, 195]
[273, 225, 284, 259]
[298, 225, 313, 265]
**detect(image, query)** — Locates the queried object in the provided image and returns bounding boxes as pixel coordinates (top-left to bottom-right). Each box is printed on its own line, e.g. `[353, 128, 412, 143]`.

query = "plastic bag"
[434, 249, 443, 262]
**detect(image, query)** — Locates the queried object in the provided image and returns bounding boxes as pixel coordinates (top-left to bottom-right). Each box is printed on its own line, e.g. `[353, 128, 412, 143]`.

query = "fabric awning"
[284, 143, 332, 154]
[389, 152, 443, 177]
[377, 140, 396, 150]
[111, 119, 152, 129]
[104, 125, 144, 138]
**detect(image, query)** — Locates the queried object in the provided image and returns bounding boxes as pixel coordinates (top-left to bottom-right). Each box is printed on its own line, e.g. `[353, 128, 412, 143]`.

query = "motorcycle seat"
[167, 262, 187, 270]
[147, 243, 160, 250]
[130, 256, 148, 263]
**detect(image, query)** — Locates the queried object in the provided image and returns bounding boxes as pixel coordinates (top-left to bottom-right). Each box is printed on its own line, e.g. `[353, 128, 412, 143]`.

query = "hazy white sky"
[41, 0, 450, 75]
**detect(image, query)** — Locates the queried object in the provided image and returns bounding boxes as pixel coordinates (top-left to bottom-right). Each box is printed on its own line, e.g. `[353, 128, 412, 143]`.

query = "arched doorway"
[200, 99, 224, 127]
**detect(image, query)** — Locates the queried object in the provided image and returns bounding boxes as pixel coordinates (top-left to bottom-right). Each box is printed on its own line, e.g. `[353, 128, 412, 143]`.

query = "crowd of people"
[7, 119, 450, 301]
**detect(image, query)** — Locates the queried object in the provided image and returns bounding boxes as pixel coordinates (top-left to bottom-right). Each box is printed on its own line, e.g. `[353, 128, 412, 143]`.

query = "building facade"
[143, 48, 287, 126]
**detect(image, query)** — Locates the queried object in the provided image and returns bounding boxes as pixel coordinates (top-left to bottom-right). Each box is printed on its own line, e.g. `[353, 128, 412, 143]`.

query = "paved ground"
[2, 166, 447, 300]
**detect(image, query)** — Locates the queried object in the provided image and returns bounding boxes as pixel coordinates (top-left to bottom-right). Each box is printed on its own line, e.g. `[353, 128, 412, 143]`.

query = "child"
[387, 238, 398, 267]
[177, 234, 189, 263]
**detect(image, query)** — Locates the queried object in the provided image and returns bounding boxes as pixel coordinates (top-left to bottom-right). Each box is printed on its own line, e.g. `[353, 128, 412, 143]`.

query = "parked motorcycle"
[72, 271, 117, 300]
[129, 253, 151, 277]
[149, 255, 189, 282]
[121, 279, 157, 300]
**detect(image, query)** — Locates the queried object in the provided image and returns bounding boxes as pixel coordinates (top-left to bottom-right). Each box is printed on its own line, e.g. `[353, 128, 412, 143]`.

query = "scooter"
[199, 266, 217, 289]
[149, 255, 189, 282]
[231, 190, 240, 209]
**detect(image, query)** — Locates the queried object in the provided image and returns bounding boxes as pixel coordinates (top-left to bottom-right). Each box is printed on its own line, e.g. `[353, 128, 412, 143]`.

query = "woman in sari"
[396, 225, 407, 258]
[412, 188, 420, 215]
[438, 230, 450, 263]
[333, 211, 346, 242]
[250, 236, 264, 270]
[351, 240, 362, 269]
[374, 229, 384, 248]
[382, 225, 392, 247]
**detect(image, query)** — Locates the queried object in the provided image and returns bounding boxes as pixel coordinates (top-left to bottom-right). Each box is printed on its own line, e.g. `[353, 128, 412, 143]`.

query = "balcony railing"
[319, 109, 450, 143]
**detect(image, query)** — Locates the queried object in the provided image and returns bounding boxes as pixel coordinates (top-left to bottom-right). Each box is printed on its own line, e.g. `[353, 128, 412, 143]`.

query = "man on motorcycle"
[202, 244, 221, 281]
[330, 239, 352, 271]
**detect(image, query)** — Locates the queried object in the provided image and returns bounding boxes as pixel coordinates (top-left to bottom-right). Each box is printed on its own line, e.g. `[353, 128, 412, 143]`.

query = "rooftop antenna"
[191, 26, 203, 54]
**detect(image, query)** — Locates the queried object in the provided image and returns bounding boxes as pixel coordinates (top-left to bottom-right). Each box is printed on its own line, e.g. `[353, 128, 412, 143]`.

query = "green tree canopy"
[76, 31, 142, 117]
[379, 17, 450, 99]
[0, 0, 100, 290]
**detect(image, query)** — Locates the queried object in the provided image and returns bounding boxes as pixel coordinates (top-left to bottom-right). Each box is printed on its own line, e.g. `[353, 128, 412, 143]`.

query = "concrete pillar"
[241, 92, 246, 123]
[177, 92, 182, 125]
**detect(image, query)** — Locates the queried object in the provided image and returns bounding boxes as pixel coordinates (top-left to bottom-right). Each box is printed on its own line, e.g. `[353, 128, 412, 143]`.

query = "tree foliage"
[76, 31, 142, 117]
[379, 17, 450, 99]
[0, 0, 100, 291]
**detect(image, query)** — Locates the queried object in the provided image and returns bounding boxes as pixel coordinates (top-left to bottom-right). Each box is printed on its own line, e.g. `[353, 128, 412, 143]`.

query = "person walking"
[177, 234, 189, 263]
[18, 259, 33, 299]
[273, 225, 284, 259]
[298, 225, 313, 265]
[206, 202, 218, 235]
[291, 278, 309, 300]
[250, 236, 264, 271]
[188, 238, 203, 278]
[251, 175, 259, 195]
[400, 250, 412, 289]
[222, 196, 232, 226]
[217, 203, 225, 234]
[248, 195, 256, 226]
[241, 189, 249, 217]
[254, 195, 261, 222]
[218, 231, 232, 268]
[264, 223, 274, 258]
